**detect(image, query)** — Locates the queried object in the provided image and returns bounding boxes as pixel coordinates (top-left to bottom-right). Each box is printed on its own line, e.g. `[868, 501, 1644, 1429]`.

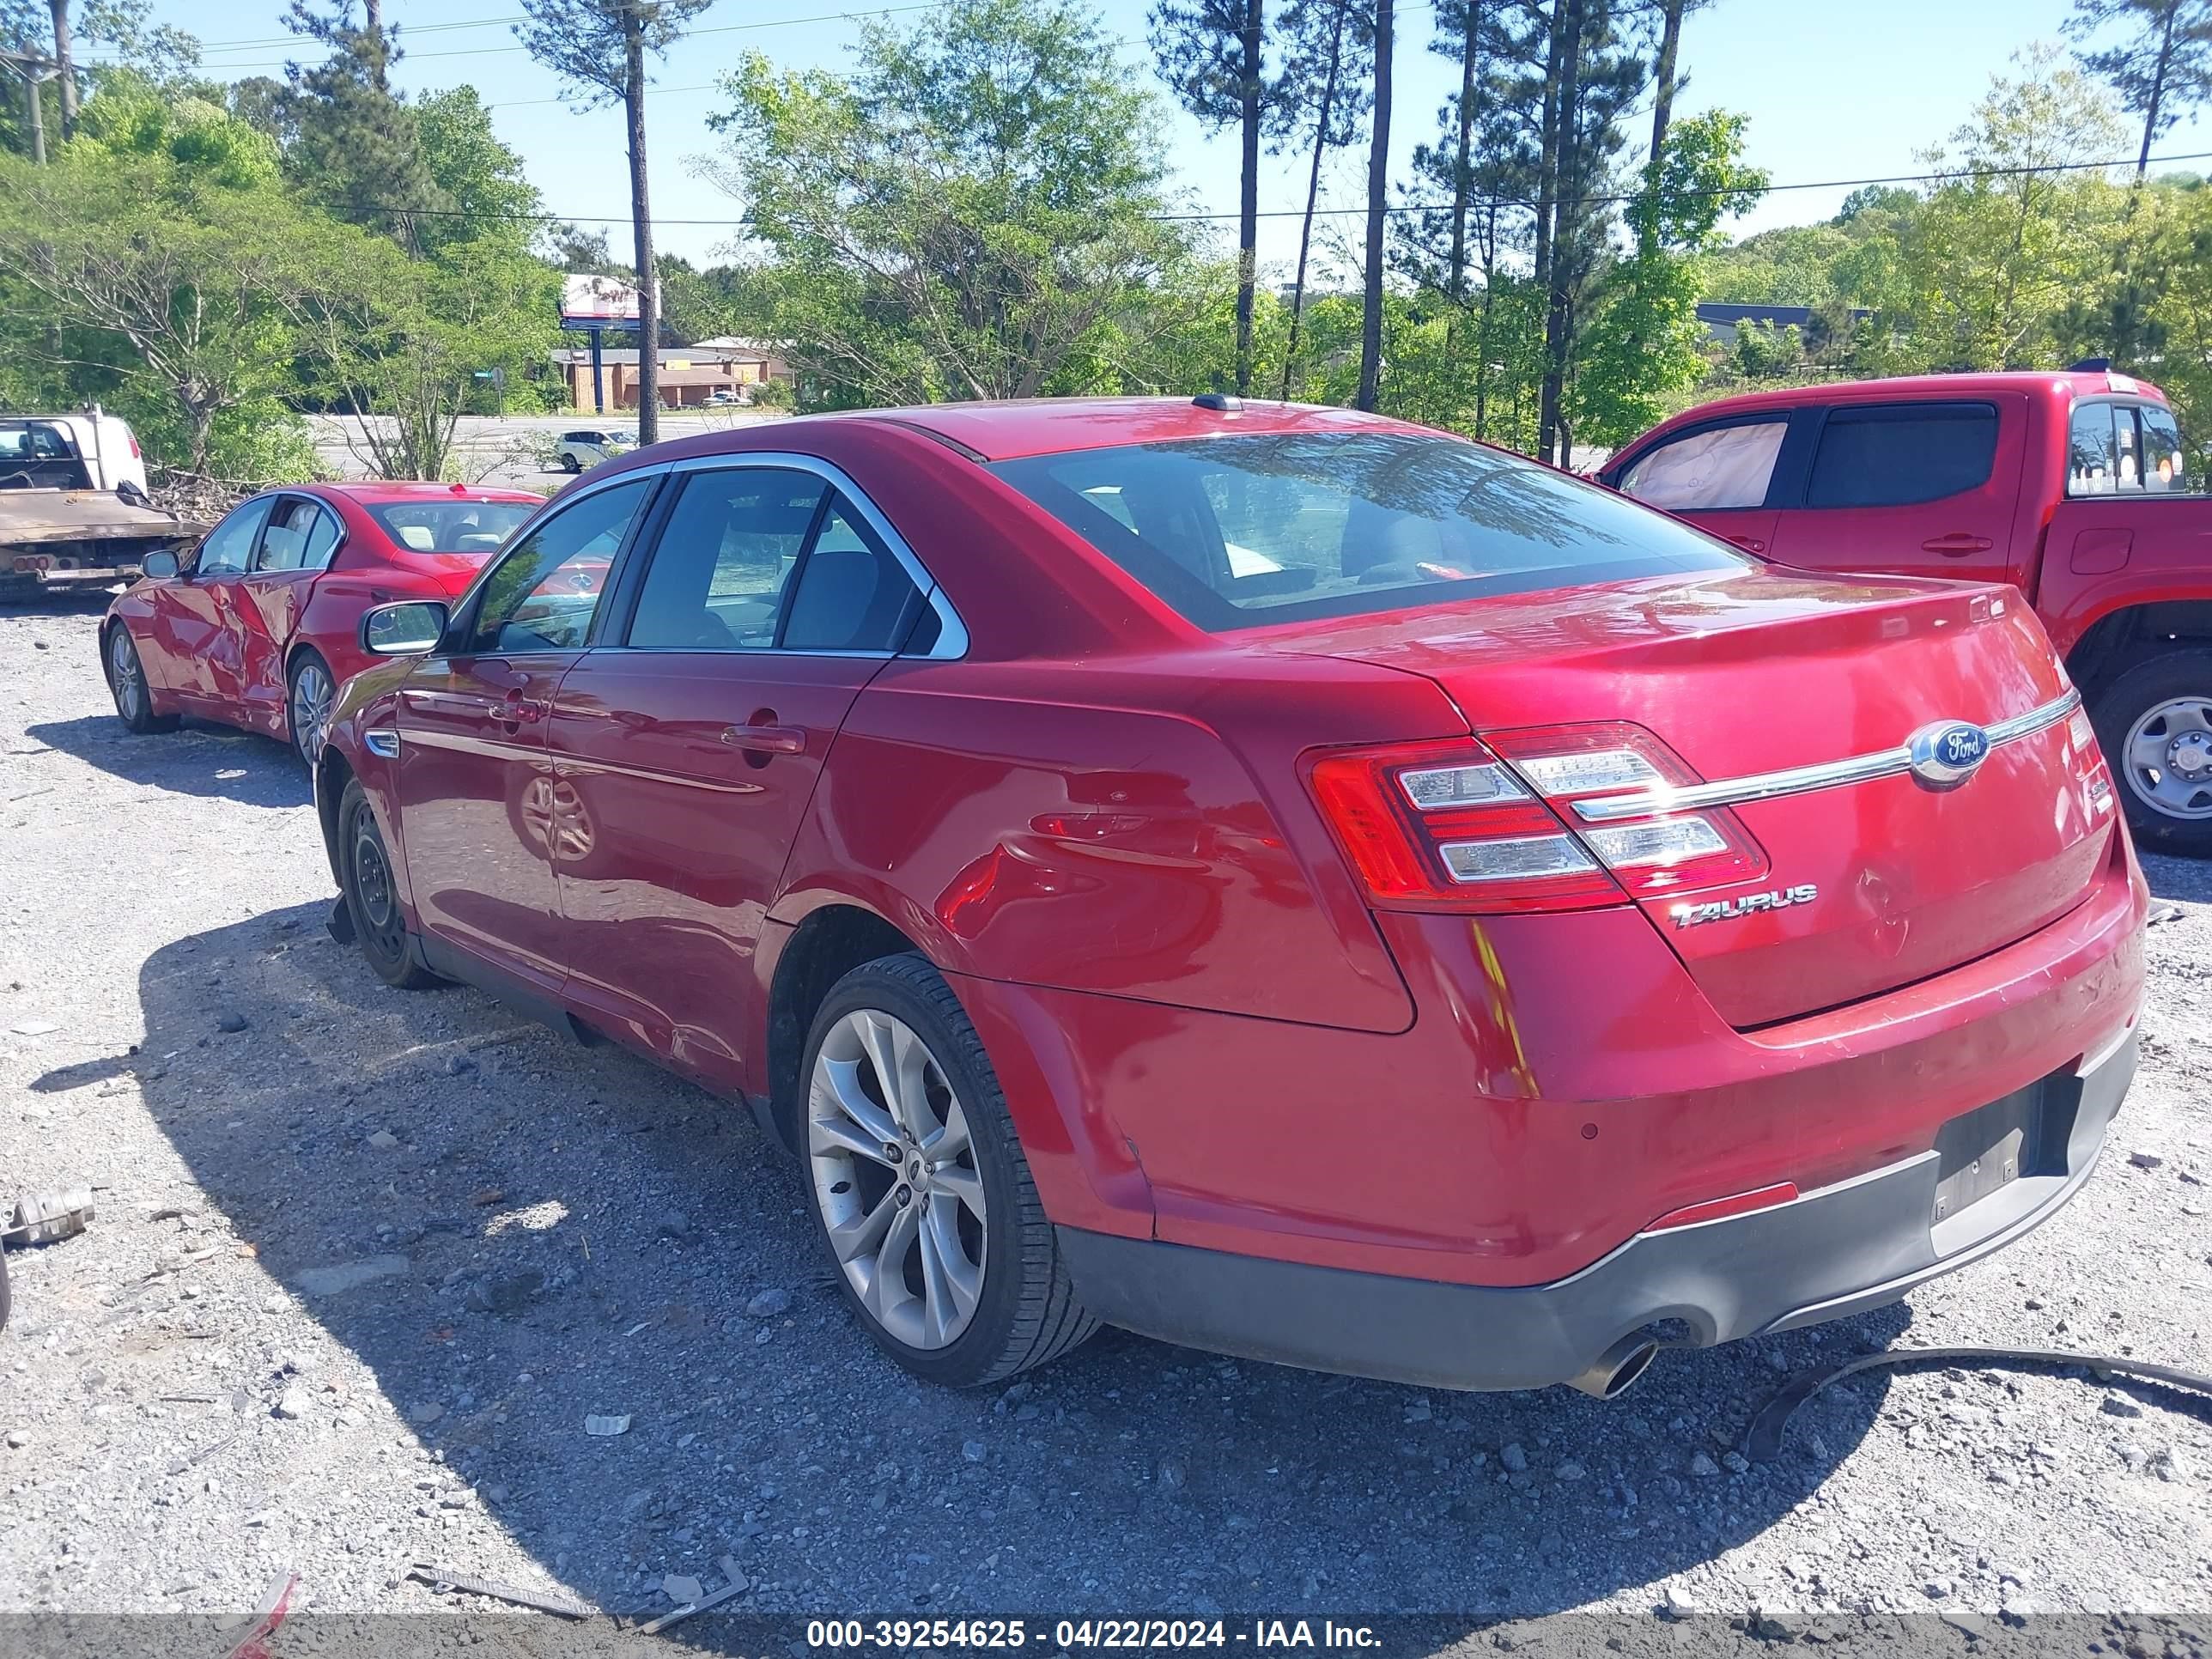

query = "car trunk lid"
[1262, 568, 2118, 1027]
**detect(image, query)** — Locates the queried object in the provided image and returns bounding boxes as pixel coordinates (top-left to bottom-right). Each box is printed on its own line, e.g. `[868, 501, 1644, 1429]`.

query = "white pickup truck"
[1, 411, 202, 602]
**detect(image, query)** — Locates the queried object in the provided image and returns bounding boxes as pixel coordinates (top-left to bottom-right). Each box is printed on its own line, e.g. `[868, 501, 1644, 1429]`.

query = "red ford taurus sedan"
[311, 398, 2145, 1397]
[100, 482, 544, 764]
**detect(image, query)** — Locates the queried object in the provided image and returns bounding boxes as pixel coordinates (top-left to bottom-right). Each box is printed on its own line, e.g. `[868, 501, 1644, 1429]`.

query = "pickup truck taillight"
[1304, 723, 1769, 913]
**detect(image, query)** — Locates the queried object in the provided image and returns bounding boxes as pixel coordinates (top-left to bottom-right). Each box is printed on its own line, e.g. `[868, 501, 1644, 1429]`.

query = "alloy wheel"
[2122, 695, 2212, 821]
[806, 1008, 988, 1350]
[109, 630, 143, 722]
[291, 661, 333, 764]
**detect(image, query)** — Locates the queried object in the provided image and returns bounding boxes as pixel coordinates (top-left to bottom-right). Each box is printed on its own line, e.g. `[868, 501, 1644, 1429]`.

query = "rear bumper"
[1059, 1030, 2136, 1393]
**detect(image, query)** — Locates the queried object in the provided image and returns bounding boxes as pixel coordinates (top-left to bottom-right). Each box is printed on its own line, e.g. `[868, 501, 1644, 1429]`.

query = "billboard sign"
[559, 273, 649, 325]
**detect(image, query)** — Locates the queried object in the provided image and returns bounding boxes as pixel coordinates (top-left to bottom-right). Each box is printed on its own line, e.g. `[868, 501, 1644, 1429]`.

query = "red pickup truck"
[1602, 368, 2212, 855]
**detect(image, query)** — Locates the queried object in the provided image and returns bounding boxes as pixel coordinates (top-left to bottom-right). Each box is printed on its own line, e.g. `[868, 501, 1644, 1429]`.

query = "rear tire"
[104, 625, 178, 735]
[797, 953, 1096, 1389]
[2089, 647, 2212, 858]
[287, 649, 335, 769]
[337, 780, 439, 989]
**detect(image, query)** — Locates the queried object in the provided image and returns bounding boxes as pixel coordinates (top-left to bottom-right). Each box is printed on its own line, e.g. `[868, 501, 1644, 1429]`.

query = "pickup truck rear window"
[1805, 403, 1998, 507]
[993, 432, 1746, 631]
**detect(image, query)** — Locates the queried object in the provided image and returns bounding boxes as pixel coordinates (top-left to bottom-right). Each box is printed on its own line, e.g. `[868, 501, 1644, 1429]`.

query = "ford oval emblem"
[1906, 719, 1992, 791]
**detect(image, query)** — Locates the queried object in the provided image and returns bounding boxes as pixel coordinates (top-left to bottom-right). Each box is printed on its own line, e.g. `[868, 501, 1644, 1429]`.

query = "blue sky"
[108, 0, 2212, 277]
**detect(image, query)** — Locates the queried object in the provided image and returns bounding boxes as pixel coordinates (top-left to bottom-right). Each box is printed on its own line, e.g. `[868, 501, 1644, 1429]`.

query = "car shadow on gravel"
[2140, 851, 2211, 904]
[96, 896, 1908, 1626]
[23, 716, 310, 808]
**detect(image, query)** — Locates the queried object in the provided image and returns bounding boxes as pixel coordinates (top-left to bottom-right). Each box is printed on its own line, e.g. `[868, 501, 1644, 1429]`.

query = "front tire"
[337, 780, 439, 989]
[2089, 647, 2212, 857]
[104, 625, 178, 735]
[798, 953, 1096, 1389]
[287, 649, 335, 769]
[560, 452, 581, 473]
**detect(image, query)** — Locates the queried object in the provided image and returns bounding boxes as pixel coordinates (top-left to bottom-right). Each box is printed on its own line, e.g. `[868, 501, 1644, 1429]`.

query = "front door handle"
[721, 723, 806, 756]
[1722, 534, 1765, 554]
[1921, 533, 1994, 556]
[498, 691, 548, 729]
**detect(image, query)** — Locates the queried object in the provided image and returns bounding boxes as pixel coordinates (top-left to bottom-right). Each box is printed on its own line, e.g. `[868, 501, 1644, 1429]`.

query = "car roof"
[309, 482, 544, 506]
[1656, 369, 2168, 429]
[790, 397, 1431, 462]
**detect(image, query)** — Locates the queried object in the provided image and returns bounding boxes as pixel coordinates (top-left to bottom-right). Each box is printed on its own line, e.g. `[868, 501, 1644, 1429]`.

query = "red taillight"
[1304, 722, 1770, 914]
[1484, 722, 1769, 898]
[1645, 1181, 1801, 1231]
[128, 431, 142, 459]
[1304, 738, 1626, 913]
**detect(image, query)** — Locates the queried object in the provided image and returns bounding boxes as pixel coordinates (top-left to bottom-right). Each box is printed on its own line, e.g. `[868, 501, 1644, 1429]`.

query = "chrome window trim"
[634, 451, 969, 660]
[1570, 689, 2083, 824]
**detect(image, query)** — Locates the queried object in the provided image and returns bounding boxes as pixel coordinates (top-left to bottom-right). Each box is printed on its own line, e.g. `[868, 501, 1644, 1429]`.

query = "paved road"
[3, 602, 2209, 1634]
[308, 411, 781, 490]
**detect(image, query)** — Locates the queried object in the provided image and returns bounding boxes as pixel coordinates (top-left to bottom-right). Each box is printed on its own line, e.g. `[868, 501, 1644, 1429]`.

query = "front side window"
[1804, 403, 1998, 507]
[196, 496, 274, 577]
[1618, 420, 1787, 510]
[994, 433, 1745, 631]
[627, 469, 826, 649]
[465, 477, 652, 654]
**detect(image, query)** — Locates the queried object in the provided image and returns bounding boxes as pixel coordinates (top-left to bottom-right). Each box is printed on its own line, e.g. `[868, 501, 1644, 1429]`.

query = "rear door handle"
[1921, 533, 1994, 556]
[722, 723, 806, 756]
[1722, 534, 1765, 554]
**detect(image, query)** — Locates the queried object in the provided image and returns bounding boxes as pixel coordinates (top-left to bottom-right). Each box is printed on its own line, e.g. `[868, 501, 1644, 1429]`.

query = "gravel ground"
[2, 601, 2209, 1635]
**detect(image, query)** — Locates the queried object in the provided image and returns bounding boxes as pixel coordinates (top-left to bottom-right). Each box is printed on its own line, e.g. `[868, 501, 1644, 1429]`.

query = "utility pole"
[0, 50, 57, 165]
[47, 0, 76, 137]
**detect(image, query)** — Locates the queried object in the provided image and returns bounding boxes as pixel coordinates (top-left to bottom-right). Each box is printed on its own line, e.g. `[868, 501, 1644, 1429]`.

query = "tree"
[2068, 0, 2212, 176]
[1869, 47, 2130, 371]
[281, 0, 448, 252]
[0, 84, 319, 476]
[1354, 0, 1392, 411]
[1567, 107, 1764, 444]
[701, 0, 1199, 406]
[516, 0, 710, 444]
[1271, 0, 1369, 397]
[1149, 0, 1277, 392]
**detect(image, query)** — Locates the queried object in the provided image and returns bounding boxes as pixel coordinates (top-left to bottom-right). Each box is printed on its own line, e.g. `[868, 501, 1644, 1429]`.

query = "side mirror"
[141, 550, 179, 580]
[362, 599, 449, 656]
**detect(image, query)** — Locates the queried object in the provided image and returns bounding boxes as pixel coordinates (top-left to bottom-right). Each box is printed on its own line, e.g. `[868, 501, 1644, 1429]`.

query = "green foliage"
[702, 0, 1202, 405]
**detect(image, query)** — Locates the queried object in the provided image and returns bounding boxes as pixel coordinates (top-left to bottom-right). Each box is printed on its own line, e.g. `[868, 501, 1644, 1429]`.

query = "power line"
[302, 146, 2212, 228]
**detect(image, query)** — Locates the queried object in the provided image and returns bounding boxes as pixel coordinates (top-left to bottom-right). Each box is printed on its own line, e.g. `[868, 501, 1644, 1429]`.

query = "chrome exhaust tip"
[1565, 1334, 1662, 1400]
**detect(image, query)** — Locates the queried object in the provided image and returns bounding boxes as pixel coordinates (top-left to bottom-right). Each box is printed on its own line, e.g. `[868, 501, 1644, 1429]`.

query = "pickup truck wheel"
[337, 780, 440, 989]
[799, 953, 1097, 1389]
[2091, 648, 2212, 856]
[104, 625, 178, 735]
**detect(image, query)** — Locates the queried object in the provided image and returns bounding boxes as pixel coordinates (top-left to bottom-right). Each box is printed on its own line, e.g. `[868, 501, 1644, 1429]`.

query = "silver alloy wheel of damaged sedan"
[109, 626, 144, 723]
[2124, 694, 2212, 821]
[807, 1007, 988, 1350]
[289, 656, 334, 767]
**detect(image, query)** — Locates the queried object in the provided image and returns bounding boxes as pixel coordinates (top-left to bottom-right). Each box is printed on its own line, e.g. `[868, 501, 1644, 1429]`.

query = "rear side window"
[993, 433, 1745, 631]
[626, 469, 826, 649]
[1617, 419, 1786, 510]
[1805, 403, 1997, 507]
[255, 498, 339, 573]
[781, 495, 922, 652]
[2141, 404, 2191, 492]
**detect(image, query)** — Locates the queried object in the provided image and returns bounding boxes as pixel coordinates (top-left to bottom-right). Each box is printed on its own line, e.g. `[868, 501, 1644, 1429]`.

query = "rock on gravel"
[744, 1286, 792, 1317]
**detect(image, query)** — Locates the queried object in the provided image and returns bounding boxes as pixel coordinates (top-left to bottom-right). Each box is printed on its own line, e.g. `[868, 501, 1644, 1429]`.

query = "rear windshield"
[366, 500, 538, 556]
[991, 432, 1746, 630]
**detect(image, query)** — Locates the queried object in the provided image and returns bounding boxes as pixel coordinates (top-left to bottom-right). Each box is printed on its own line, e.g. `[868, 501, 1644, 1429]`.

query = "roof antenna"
[1192, 392, 1243, 413]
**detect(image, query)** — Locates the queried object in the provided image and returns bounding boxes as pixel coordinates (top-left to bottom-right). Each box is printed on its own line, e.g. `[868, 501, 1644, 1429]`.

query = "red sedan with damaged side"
[100, 482, 544, 763]
[312, 398, 2145, 1399]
